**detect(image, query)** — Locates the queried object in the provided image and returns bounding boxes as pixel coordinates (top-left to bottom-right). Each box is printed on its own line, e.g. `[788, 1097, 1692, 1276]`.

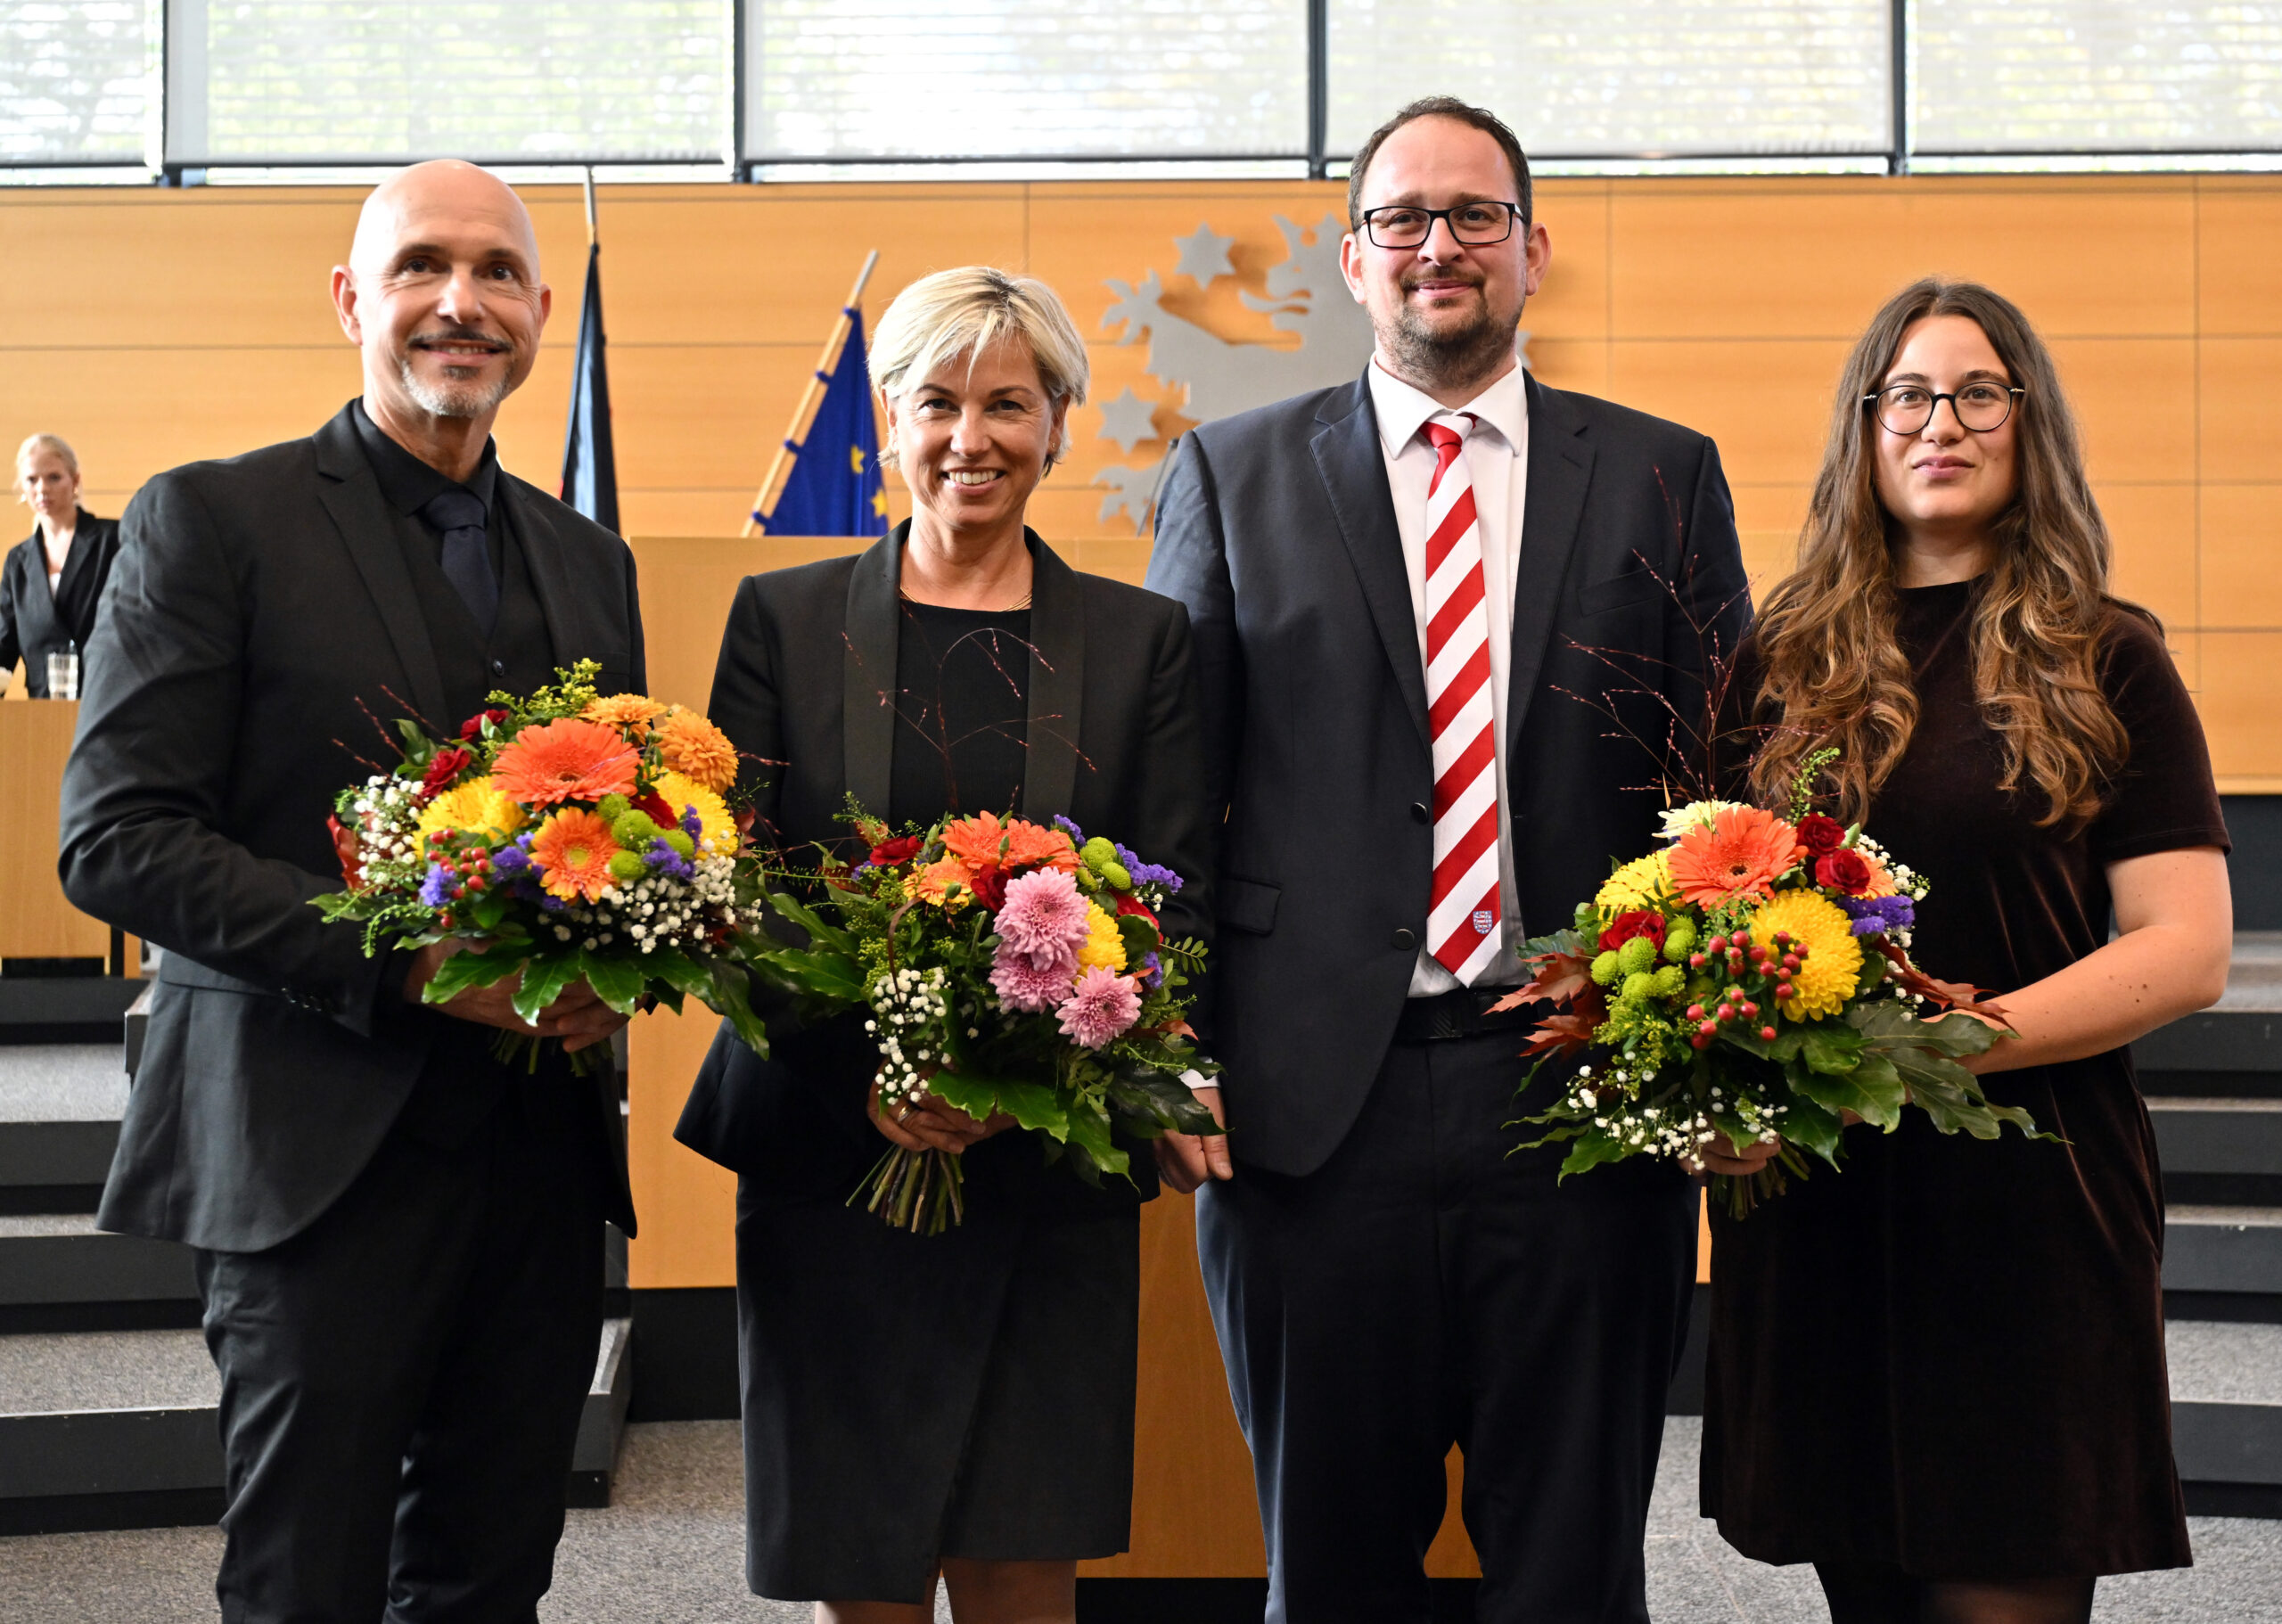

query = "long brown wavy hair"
[1746, 277, 2132, 828]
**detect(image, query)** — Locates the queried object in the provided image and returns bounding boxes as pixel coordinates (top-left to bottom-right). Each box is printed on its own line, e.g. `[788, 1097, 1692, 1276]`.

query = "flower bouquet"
[314, 660, 773, 1070]
[1506, 752, 2044, 1214]
[748, 806, 1221, 1234]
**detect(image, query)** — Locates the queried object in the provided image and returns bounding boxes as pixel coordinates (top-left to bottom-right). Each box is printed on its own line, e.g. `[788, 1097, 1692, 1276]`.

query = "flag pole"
[582, 165, 597, 249]
[743, 248, 881, 538]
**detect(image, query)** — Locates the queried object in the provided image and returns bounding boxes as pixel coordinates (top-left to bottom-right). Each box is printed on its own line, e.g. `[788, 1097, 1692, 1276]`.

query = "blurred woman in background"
[2, 433, 120, 697]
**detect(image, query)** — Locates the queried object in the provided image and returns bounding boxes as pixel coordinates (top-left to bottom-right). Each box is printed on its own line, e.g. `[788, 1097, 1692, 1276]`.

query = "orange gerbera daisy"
[941, 811, 1079, 874]
[583, 693, 668, 734]
[907, 855, 980, 909]
[656, 708, 739, 794]
[1668, 805, 1800, 906]
[490, 718, 639, 808]
[529, 808, 622, 902]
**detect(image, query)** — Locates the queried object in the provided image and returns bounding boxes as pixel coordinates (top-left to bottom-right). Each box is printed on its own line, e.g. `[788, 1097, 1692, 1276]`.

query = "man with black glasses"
[1149, 97, 1751, 1622]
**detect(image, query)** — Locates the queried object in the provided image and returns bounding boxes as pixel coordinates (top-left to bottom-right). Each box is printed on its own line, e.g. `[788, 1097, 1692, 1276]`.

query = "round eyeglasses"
[1864, 381, 2023, 436]
[1359, 201, 1523, 250]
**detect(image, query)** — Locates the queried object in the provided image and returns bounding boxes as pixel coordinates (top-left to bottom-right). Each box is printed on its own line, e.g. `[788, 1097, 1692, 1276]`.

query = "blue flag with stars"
[760, 307, 888, 537]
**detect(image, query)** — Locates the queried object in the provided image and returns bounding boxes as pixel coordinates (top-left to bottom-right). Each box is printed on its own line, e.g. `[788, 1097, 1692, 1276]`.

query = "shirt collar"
[1367, 356, 1530, 458]
[351, 398, 500, 521]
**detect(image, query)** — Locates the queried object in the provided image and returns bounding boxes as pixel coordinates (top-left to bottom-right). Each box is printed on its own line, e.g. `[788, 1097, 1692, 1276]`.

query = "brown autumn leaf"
[1490, 949, 1596, 1014]
[1875, 940, 2010, 1020]
[1521, 1011, 1603, 1060]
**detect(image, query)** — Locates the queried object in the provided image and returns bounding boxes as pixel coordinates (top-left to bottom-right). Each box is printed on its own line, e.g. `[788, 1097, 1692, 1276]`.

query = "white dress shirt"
[1365, 357, 1531, 996]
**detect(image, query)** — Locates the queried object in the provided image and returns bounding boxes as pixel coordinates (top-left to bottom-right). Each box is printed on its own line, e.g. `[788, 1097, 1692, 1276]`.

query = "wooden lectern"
[0, 698, 132, 967]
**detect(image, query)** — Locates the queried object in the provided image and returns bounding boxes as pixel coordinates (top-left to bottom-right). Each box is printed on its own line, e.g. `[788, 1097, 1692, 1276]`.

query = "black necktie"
[420, 489, 498, 637]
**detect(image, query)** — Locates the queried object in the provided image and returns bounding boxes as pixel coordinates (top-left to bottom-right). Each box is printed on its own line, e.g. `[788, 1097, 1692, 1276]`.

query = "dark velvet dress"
[729, 596, 1145, 1603]
[1701, 579, 2229, 1579]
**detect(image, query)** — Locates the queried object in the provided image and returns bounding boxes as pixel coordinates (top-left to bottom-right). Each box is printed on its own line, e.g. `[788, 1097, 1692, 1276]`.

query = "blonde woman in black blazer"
[3, 433, 120, 695]
[677, 268, 1212, 1624]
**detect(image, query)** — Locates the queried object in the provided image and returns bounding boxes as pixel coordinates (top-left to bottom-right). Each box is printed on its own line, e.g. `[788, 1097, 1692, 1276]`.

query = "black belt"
[1391, 985, 1534, 1044]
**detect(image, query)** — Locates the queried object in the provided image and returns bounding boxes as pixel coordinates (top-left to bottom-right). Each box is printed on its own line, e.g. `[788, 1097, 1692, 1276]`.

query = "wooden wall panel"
[1606, 339, 1851, 487]
[2196, 185, 2282, 335]
[2201, 486, 2282, 628]
[2198, 632, 2282, 786]
[2100, 485, 2200, 631]
[0, 701, 111, 958]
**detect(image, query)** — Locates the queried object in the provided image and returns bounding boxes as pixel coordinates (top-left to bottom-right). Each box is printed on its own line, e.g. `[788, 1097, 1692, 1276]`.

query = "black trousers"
[194, 1066, 607, 1624]
[1197, 1028, 1695, 1624]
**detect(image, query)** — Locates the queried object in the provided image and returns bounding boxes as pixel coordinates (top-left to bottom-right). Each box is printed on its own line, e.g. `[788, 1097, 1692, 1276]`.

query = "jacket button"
[491, 659, 507, 676]
[1409, 801, 1430, 824]
[1392, 928, 1418, 951]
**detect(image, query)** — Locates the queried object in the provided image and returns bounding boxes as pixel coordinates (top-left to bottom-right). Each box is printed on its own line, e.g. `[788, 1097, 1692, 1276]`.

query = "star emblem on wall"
[1173, 222, 1235, 284]
[1094, 387, 1161, 455]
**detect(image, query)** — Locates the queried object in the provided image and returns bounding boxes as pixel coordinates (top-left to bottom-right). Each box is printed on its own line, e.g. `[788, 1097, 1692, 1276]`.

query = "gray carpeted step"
[2170, 1319, 2282, 1507]
[0, 978, 145, 1043]
[0, 1044, 126, 1216]
[2165, 1206, 2282, 1298]
[0, 1317, 635, 1533]
[2149, 1098, 2282, 1176]
[0, 1214, 200, 1332]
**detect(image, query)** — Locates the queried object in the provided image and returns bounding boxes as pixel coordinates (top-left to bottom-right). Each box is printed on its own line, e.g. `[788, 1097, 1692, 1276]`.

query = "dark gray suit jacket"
[2, 511, 121, 695]
[1146, 370, 1752, 1177]
[60, 403, 645, 1252]
[673, 527, 1211, 1207]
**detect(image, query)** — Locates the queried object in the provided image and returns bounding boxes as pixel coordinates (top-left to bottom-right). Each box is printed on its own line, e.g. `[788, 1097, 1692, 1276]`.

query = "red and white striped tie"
[1422, 414, 1501, 982]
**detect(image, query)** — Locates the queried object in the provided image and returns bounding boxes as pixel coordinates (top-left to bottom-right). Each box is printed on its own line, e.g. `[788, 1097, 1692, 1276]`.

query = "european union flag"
[559, 241, 619, 533]
[759, 307, 888, 537]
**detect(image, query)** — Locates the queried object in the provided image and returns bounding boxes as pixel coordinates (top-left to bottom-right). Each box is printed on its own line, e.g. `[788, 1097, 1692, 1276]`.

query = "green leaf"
[1797, 1022, 1867, 1077]
[763, 890, 858, 958]
[1785, 1050, 1905, 1130]
[1105, 1070, 1222, 1139]
[1114, 913, 1159, 967]
[579, 949, 649, 1015]
[419, 942, 528, 1005]
[394, 717, 436, 762]
[1778, 1095, 1847, 1168]
[511, 953, 586, 1028]
[702, 956, 772, 1059]
[1063, 1104, 1130, 1183]
[1556, 1134, 1636, 1180]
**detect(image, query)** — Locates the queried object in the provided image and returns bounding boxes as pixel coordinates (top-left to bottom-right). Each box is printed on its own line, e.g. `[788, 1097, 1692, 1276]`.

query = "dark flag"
[758, 306, 887, 537]
[560, 241, 619, 535]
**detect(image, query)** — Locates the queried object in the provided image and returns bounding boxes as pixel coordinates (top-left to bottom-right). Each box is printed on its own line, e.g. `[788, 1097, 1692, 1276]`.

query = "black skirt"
[735, 1183, 1140, 1603]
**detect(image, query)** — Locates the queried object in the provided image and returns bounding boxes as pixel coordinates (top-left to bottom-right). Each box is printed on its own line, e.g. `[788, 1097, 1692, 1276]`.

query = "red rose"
[867, 834, 923, 868]
[1796, 813, 1846, 857]
[967, 866, 1009, 911]
[420, 746, 472, 796]
[457, 707, 509, 741]
[1113, 890, 1161, 930]
[636, 790, 678, 829]
[1598, 909, 1667, 953]
[1816, 849, 1874, 895]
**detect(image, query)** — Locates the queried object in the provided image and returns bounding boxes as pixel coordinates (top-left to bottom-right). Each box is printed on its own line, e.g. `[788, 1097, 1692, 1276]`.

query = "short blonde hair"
[15, 432, 78, 482]
[869, 267, 1089, 462]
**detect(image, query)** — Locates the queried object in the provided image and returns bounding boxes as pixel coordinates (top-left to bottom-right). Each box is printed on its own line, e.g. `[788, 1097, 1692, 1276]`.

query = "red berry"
[1760, 1025, 1777, 1041]
[1771, 931, 1791, 947]
[1716, 1004, 1735, 1021]
[1688, 952, 1707, 969]
[1692, 1033, 1712, 1050]
[1697, 1020, 1718, 1037]
[1733, 931, 1751, 948]
[1750, 946, 1769, 964]
[1741, 1000, 1760, 1018]
[1782, 954, 1801, 972]
[1686, 1004, 1705, 1021]
[1707, 935, 1728, 954]
[1776, 982, 1794, 998]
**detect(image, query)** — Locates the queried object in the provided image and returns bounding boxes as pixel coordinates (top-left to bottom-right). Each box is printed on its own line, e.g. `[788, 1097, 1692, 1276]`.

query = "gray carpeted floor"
[4, 1418, 2279, 1622]
[0, 1044, 126, 1121]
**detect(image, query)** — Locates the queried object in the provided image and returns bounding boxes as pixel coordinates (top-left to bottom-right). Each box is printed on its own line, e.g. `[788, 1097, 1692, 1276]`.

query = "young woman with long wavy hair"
[1696, 278, 2233, 1624]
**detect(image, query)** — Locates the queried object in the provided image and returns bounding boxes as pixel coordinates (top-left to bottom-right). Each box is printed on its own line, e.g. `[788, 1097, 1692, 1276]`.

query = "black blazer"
[1, 511, 121, 695]
[673, 525, 1211, 1207]
[1146, 370, 1753, 1177]
[59, 403, 645, 1252]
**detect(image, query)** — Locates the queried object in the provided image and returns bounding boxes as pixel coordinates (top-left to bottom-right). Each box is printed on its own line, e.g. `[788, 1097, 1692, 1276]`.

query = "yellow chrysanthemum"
[1594, 849, 1674, 921]
[583, 693, 668, 734]
[415, 775, 525, 846]
[1749, 890, 1865, 1021]
[651, 769, 736, 856]
[656, 709, 740, 794]
[1075, 902, 1127, 975]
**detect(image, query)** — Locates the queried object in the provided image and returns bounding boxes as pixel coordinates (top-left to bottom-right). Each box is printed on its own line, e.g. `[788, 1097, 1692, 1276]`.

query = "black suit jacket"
[673, 525, 1211, 1207]
[60, 403, 644, 1252]
[1146, 370, 1752, 1177]
[2, 511, 121, 695]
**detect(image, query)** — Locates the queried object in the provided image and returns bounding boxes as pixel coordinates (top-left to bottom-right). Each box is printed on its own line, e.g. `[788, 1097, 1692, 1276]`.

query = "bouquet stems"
[856, 1145, 968, 1235]
[488, 1029, 603, 1078]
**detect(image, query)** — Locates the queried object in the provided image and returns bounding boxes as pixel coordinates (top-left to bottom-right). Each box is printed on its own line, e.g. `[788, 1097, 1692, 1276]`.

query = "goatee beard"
[398, 356, 511, 420]
[1384, 292, 1517, 395]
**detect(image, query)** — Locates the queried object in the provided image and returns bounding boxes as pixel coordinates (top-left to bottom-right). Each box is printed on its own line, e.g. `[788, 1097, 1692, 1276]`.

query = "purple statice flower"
[541, 894, 568, 913]
[993, 869, 1089, 970]
[644, 837, 695, 882]
[1052, 814, 1084, 843]
[680, 805, 703, 840]
[1839, 894, 1916, 937]
[418, 865, 456, 908]
[989, 949, 1073, 1013]
[1112, 842, 1184, 893]
[1137, 950, 1163, 992]
[1059, 965, 1142, 1049]
[491, 844, 530, 876]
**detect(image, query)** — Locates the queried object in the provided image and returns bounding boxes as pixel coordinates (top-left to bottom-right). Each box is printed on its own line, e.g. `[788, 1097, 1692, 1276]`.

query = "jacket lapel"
[1507, 373, 1596, 750]
[1022, 533, 1084, 817]
[51, 511, 96, 617]
[1311, 376, 1430, 753]
[312, 403, 449, 732]
[841, 528, 902, 817]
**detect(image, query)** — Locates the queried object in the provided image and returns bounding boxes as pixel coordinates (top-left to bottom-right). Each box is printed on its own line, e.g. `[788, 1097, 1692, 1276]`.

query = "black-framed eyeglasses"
[1359, 201, 1523, 250]
[1864, 381, 2023, 435]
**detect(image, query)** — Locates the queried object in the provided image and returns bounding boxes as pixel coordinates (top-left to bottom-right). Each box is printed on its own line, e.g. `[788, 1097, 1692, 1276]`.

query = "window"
[164, 0, 732, 167]
[743, 0, 1309, 162]
[1328, 0, 1892, 160]
[1913, 2, 2282, 156]
[1, 1, 158, 163]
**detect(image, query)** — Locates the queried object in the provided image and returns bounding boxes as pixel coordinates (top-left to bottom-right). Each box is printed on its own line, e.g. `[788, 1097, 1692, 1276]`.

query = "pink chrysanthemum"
[989, 947, 1074, 1013]
[992, 868, 1090, 971]
[1058, 966, 1141, 1049]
